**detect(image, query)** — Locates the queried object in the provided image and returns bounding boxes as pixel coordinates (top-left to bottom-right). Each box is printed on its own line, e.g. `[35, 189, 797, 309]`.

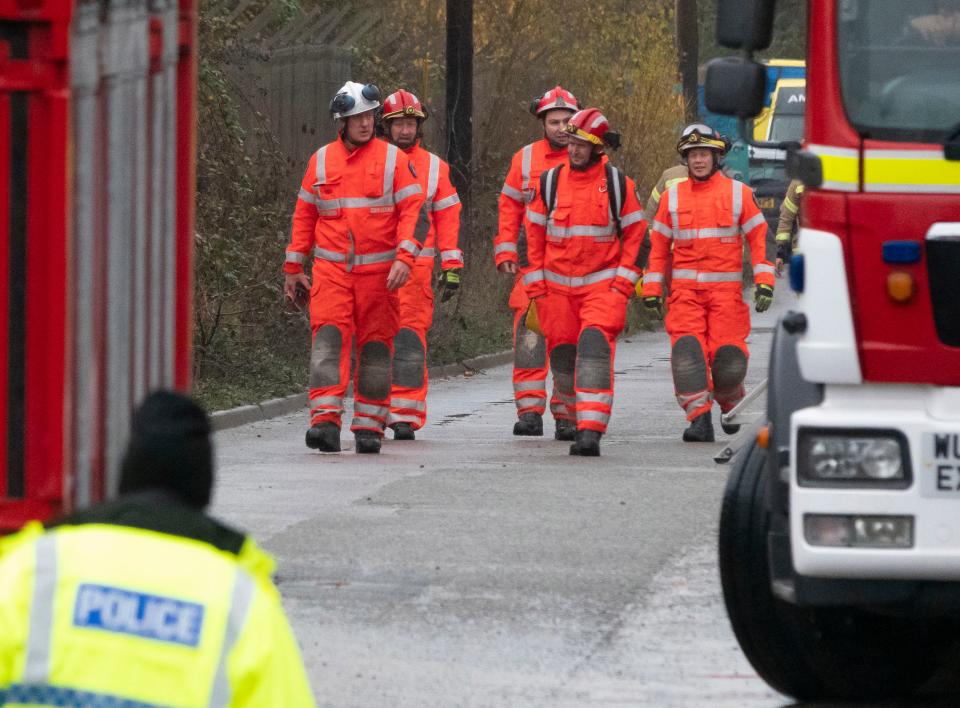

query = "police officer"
[0, 391, 315, 706]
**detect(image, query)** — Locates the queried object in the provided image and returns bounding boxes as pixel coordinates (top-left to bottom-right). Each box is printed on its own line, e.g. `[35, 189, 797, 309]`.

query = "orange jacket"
[405, 143, 463, 270]
[642, 171, 774, 297]
[494, 139, 567, 267]
[522, 160, 647, 299]
[285, 136, 425, 274]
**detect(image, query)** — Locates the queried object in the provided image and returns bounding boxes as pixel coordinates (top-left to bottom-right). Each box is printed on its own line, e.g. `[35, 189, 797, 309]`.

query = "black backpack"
[539, 163, 627, 237]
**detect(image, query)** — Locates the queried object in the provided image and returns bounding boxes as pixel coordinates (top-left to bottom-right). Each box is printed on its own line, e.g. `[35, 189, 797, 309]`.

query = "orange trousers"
[665, 288, 750, 420]
[509, 277, 569, 420]
[387, 261, 433, 430]
[538, 286, 627, 434]
[308, 260, 399, 435]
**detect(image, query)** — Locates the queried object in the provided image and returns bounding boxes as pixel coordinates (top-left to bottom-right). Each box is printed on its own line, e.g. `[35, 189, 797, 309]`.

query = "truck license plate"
[920, 433, 960, 497]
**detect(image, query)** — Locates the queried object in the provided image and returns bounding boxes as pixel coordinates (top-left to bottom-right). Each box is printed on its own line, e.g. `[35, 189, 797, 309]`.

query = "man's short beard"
[546, 136, 566, 151]
[570, 152, 602, 171]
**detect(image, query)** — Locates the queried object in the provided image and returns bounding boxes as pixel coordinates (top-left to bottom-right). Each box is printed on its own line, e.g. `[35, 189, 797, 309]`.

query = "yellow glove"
[634, 275, 644, 299]
[525, 299, 542, 335]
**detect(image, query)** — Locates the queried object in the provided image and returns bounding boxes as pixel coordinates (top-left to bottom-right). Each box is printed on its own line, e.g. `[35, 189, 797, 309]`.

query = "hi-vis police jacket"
[0, 500, 314, 707]
[285, 136, 425, 275]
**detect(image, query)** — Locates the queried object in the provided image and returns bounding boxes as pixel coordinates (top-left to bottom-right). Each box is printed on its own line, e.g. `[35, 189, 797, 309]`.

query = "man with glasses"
[283, 81, 426, 454]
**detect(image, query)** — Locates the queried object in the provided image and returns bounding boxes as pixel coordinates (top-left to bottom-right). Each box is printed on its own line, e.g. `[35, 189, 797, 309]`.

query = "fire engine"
[0, 0, 196, 530]
[707, 0, 960, 700]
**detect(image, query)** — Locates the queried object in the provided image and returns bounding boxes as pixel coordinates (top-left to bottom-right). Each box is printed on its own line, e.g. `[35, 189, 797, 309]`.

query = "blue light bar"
[882, 240, 921, 264]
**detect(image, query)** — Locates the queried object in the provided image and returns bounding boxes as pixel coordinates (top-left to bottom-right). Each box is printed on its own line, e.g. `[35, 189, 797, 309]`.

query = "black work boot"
[720, 419, 741, 435]
[355, 430, 382, 454]
[569, 429, 602, 456]
[390, 422, 416, 441]
[305, 422, 341, 452]
[554, 418, 576, 441]
[683, 411, 715, 443]
[513, 412, 543, 436]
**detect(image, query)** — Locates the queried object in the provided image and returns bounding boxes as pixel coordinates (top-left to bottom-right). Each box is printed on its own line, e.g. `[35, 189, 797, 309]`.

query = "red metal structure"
[0, 0, 196, 530]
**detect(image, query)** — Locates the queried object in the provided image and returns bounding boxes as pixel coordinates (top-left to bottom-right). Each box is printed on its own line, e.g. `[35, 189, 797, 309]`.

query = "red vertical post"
[174, 0, 196, 391]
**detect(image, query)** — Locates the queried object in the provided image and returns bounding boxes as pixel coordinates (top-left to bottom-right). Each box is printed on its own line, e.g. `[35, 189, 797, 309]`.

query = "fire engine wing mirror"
[717, 0, 775, 50]
[704, 57, 766, 118]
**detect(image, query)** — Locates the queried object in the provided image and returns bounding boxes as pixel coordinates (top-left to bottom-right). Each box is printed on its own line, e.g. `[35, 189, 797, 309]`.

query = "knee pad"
[358, 341, 391, 400]
[576, 327, 611, 390]
[550, 344, 576, 395]
[712, 345, 748, 391]
[671, 335, 708, 394]
[310, 325, 343, 388]
[392, 328, 425, 389]
[515, 318, 546, 369]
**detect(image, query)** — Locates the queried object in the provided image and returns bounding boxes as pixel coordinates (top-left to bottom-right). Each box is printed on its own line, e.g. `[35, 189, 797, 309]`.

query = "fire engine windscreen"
[838, 0, 960, 142]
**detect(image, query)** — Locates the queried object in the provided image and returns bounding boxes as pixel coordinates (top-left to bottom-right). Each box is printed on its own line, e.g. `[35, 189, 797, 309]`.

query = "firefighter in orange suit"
[283, 81, 426, 455]
[379, 90, 463, 441]
[522, 108, 647, 456]
[494, 85, 580, 441]
[642, 124, 775, 443]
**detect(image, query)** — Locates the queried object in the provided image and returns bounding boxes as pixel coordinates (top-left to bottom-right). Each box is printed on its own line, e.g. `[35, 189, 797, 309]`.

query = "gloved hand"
[524, 299, 542, 335]
[634, 276, 644, 299]
[755, 284, 774, 312]
[642, 295, 663, 320]
[438, 268, 461, 303]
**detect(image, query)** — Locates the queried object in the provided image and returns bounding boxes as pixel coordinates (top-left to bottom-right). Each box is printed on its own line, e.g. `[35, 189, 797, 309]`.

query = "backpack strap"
[605, 163, 626, 238]
[538, 164, 563, 219]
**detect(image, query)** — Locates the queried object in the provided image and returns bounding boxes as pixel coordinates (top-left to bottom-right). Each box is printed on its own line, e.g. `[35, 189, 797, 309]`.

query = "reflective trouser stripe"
[578, 410, 610, 425]
[209, 570, 255, 708]
[351, 414, 385, 430]
[355, 403, 389, 417]
[714, 384, 745, 412]
[385, 413, 420, 425]
[577, 392, 613, 406]
[390, 398, 425, 412]
[310, 396, 343, 412]
[514, 381, 545, 392]
[677, 389, 712, 418]
[516, 396, 544, 410]
[24, 534, 57, 683]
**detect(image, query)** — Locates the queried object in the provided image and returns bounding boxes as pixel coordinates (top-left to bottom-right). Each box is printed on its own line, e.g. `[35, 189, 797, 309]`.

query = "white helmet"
[330, 81, 381, 120]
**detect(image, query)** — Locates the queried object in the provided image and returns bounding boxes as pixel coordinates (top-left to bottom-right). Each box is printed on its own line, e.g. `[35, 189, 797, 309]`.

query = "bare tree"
[676, 0, 699, 122]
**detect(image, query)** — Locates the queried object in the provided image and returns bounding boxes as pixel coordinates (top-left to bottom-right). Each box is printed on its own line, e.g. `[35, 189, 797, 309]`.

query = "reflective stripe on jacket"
[642, 171, 775, 296]
[0, 520, 315, 707]
[494, 139, 567, 267]
[405, 144, 464, 269]
[521, 159, 647, 298]
[285, 136, 425, 274]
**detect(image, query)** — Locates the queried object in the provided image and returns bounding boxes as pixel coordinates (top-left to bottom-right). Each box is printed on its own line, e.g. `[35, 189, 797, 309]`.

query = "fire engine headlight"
[797, 429, 911, 488]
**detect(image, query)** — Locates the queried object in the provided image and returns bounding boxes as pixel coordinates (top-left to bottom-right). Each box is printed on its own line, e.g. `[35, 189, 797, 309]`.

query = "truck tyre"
[719, 439, 952, 701]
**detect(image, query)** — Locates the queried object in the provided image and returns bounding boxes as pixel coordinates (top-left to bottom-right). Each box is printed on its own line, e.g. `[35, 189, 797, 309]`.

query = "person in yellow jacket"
[0, 391, 315, 707]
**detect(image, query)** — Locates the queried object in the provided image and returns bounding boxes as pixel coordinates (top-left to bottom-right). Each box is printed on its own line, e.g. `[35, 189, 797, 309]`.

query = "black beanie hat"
[118, 390, 214, 509]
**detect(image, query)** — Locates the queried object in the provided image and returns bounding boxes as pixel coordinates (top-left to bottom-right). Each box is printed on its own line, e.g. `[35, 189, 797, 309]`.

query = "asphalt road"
[211, 292, 797, 707]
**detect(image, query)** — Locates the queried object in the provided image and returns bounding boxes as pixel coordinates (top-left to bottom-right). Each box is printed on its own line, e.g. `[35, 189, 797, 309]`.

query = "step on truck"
[706, 0, 960, 701]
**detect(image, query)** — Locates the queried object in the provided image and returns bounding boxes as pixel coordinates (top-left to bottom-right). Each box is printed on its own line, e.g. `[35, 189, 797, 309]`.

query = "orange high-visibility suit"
[642, 171, 775, 420]
[522, 161, 647, 434]
[495, 139, 569, 422]
[285, 136, 425, 436]
[387, 143, 463, 431]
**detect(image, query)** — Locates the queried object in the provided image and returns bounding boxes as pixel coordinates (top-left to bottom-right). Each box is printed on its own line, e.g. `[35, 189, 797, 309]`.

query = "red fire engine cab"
[707, 0, 960, 700]
[0, 0, 196, 530]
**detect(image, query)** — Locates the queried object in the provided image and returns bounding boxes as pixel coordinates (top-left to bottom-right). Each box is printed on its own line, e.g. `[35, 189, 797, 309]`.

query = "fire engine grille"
[927, 239, 960, 348]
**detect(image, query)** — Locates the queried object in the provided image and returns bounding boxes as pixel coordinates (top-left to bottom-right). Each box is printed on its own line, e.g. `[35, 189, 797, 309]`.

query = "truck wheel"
[719, 439, 953, 701]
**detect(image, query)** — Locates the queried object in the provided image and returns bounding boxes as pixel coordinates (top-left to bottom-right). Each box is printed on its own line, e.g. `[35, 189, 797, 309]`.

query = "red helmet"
[529, 85, 580, 116]
[382, 89, 427, 121]
[565, 107, 621, 149]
